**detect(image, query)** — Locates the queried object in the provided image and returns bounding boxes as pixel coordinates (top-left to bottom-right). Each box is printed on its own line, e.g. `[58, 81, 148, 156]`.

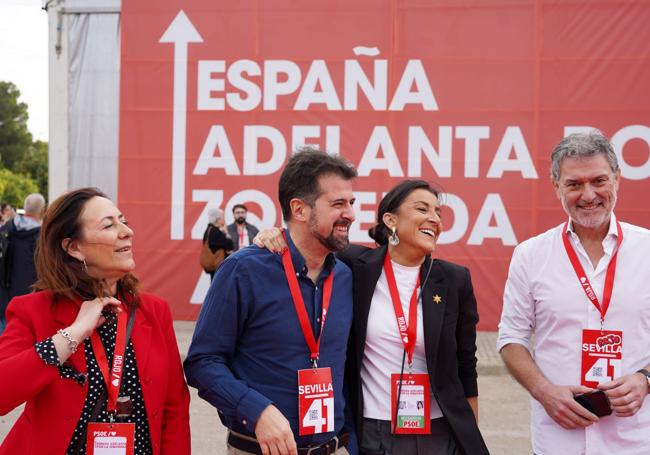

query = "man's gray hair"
[550, 130, 619, 181]
[23, 193, 46, 217]
[207, 208, 225, 225]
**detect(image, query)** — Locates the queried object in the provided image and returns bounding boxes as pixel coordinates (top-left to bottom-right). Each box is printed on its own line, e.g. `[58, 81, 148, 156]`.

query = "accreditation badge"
[298, 367, 335, 435]
[390, 373, 431, 434]
[581, 329, 623, 388]
[87, 422, 135, 455]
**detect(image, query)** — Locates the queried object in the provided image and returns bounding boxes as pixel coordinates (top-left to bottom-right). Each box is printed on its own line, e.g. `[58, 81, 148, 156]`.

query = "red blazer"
[0, 291, 191, 455]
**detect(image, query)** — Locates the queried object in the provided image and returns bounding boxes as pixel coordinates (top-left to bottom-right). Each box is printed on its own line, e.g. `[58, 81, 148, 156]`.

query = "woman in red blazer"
[0, 188, 190, 455]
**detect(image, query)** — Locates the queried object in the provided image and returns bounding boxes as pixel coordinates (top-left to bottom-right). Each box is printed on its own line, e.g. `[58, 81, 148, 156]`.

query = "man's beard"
[563, 191, 617, 230]
[308, 213, 350, 252]
[235, 216, 246, 225]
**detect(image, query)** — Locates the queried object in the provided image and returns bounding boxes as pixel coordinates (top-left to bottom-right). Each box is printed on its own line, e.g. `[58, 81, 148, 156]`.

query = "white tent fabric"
[66, 11, 120, 200]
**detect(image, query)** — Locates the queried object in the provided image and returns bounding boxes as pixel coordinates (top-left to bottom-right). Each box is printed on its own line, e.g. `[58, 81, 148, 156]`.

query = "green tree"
[0, 168, 39, 207]
[14, 140, 48, 197]
[0, 81, 33, 170]
[0, 81, 48, 200]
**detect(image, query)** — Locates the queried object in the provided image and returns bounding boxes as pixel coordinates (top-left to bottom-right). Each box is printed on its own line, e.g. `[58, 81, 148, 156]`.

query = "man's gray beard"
[563, 192, 617, 230]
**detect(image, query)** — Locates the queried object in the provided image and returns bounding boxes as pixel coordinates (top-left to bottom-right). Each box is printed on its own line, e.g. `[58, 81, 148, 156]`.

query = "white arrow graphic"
[160, 10, 203, 240]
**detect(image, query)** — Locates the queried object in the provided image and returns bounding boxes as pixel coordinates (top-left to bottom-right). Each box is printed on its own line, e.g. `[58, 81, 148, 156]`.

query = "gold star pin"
[433, 295, 442, 304]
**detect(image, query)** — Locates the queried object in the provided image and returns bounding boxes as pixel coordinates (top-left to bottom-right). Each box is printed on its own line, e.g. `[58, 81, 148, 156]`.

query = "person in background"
[203, 208, 234, 281]
[227, 204, 260, 251]
[0, 187, 190, 454]
[0, 193, 46, 334]
[498, 130, 650, 454]
[255, 180, 489, 455]
[0, 203, 15, 226]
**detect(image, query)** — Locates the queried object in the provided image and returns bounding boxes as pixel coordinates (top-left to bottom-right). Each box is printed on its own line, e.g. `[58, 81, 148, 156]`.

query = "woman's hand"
[71, 297, 123, 339]
[253, 227, 287, 254]
[52, 297, 123, 363]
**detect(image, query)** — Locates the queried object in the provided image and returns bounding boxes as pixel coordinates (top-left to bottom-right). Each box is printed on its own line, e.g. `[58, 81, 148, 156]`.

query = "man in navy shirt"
[185, 150, 357, 455]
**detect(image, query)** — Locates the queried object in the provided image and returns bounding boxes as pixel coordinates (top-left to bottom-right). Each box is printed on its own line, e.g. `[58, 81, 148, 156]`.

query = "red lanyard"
[239, 228, 244, 246]
[562, 220, 623, 325]
[383, 252, 421, 367]
[90, 305, 128, 415]
[281, 243, 334, 367]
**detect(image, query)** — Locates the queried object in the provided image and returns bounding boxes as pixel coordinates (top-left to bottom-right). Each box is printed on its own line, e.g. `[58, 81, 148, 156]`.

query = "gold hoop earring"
[82, 258, 88, 273]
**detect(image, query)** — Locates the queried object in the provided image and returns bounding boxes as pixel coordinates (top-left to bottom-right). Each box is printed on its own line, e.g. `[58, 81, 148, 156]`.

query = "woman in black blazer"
[255, 180, 489, 454]
[337, 180, 489, 455]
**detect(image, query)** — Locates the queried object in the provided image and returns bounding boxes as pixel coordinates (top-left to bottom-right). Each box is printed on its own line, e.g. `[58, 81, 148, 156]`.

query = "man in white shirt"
[497, 130, 650, 454]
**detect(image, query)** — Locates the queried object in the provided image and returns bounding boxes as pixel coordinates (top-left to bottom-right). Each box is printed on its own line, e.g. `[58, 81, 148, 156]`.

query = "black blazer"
[337, 244, 489, 455]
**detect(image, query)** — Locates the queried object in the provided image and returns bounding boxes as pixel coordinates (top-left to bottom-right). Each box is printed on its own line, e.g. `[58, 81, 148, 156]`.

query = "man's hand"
[534, 383, 599, 429]
[252, 227, 287, 254]
[599, 373, 649, 417]
[254, 405, 297, 455]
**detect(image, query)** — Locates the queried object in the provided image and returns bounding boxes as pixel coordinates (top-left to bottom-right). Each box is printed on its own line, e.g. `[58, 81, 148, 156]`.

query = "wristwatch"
[636, 369, 650, 391]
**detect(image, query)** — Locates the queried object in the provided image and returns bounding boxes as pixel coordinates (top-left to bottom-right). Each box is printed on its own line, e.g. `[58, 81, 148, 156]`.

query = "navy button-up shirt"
[184, 231, 353, 447]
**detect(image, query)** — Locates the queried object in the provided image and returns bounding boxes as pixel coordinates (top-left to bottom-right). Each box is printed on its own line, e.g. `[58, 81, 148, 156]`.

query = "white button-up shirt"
[497, 214, 650, 455]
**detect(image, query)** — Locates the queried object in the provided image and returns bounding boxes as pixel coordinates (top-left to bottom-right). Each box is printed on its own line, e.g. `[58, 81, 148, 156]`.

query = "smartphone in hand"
[574, 390, 612, 417]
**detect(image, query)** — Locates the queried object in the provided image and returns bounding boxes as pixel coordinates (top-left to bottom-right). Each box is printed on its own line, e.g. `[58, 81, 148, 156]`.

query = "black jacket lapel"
[352, 245, 387, 370]
[421, 257, 448, 389]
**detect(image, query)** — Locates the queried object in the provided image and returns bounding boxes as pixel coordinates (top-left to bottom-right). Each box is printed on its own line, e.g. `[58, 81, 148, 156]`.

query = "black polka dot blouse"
[35, 314, 153, 455]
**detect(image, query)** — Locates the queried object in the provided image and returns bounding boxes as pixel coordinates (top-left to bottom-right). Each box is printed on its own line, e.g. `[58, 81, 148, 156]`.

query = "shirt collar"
[284, 229, 337, 279]
[567, 213, 620, 255]
[566, 213, 619, 239]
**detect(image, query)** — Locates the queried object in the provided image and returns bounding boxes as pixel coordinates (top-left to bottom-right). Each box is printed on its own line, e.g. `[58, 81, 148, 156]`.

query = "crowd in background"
[0, 193, 45, 334]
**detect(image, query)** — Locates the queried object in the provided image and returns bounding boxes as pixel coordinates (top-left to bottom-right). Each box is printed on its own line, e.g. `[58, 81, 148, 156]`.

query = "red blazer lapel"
[130, 303, 152, 374]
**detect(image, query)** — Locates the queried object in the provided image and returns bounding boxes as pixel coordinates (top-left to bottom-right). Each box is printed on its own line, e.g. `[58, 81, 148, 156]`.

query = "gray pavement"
[1, 323, 532, 454]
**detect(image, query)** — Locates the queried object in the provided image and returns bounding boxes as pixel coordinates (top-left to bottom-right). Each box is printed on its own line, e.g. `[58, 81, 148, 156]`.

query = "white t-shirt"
[361, 260, 443, 420]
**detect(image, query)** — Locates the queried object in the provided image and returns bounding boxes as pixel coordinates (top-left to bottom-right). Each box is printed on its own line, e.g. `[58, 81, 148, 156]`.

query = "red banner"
[119, 1, 650, 329]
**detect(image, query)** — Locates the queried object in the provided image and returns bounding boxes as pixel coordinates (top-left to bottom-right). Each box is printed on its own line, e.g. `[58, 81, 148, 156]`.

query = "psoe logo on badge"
[402, 418, 421, 428]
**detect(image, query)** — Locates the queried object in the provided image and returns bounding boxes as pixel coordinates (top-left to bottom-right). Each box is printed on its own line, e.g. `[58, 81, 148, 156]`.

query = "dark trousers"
[360, 417, 459, 455]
